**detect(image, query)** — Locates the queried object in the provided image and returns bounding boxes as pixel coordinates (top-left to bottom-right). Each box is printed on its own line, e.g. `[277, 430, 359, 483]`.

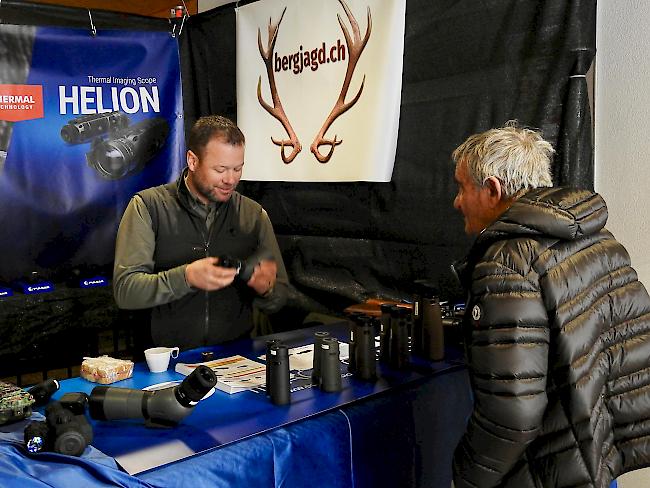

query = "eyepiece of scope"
[175, 365, 217, 406]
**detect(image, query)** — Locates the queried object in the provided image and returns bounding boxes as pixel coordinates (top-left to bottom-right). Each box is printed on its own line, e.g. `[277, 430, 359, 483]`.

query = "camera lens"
[24, 421, 50, 453]
[53, 430, 87, 457]
[86, 117, 169, 180]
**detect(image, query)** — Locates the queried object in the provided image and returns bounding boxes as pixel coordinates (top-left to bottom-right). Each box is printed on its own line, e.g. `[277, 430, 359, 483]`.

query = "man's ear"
[483, 176, 503, 208]
[187, 150, 198, 171]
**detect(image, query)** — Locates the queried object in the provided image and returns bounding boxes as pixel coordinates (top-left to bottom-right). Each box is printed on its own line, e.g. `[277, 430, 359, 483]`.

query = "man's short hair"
[452, 122, 555, 198]
[188, 115, 245, 159]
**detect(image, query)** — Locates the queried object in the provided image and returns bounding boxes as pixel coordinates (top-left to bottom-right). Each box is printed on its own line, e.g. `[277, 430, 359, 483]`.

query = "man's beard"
[196, 180, 231, 203]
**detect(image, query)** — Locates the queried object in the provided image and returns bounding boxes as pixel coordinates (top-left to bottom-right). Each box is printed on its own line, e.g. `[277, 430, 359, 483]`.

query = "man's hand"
[247, 259, 277, 296]
[185, 257, 238, 291]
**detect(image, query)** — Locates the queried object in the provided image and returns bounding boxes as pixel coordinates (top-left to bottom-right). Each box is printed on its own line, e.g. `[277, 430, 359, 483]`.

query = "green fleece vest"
[137, 180, 262, 348]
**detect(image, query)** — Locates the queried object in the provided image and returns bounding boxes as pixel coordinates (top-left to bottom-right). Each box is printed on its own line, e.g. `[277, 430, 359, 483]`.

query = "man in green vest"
[113, 115, 288, 350]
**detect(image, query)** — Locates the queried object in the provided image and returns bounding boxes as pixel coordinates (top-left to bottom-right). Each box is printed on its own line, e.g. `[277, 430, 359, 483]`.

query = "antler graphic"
[257, 7, 302, 164]
[310, 0, 372, 163]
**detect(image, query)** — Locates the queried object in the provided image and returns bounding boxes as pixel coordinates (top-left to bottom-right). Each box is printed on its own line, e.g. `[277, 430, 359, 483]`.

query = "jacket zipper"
[191, 212, 211, 345]
[203, 244, 209, 345]
[202, 207, 220, 344]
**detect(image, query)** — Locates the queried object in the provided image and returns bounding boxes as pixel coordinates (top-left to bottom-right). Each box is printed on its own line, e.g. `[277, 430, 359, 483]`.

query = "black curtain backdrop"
[180, 0, 596, 317]
[2, 0, 596, 321]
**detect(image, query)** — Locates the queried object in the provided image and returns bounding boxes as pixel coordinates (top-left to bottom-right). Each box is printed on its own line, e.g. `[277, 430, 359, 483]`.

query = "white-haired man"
[451, 123, 650, 488]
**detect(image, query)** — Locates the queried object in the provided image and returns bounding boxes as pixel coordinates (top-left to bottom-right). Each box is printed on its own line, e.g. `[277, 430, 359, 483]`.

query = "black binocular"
[311, 332, 343, 393]
[348, 316, 377, 381]
[265, 341, 290, 406]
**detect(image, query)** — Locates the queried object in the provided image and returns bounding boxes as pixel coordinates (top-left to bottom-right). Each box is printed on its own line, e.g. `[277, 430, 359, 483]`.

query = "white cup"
[144, 346, 179, 373]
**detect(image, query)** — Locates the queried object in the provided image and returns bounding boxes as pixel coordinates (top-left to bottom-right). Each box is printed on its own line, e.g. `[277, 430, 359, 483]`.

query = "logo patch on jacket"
[471, 304, 482, 324]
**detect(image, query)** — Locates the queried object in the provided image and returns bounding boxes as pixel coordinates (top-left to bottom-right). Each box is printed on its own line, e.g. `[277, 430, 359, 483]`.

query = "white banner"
[236, 0, 405, 182]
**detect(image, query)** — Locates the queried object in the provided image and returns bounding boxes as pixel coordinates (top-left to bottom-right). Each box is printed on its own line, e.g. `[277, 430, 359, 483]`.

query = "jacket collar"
[453, 187, 608, 291]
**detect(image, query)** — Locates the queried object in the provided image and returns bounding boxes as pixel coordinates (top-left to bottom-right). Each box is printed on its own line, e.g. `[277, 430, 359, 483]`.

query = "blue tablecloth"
[0, 322, 474, 487]
[0, 367, 474, 488]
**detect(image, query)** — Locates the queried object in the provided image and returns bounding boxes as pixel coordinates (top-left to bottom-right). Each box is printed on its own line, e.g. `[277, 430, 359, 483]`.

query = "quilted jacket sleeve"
[453, 258, 550, 488]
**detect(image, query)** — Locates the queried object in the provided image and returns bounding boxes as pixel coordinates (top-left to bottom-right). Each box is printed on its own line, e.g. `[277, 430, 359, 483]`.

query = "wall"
[595, 1, 650, 287]
[596, 4, 650, 487]
[199, 0, 232, 12]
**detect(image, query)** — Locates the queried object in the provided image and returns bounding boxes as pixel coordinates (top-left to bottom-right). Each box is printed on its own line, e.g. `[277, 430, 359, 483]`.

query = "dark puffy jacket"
[452, 187, 650, 488]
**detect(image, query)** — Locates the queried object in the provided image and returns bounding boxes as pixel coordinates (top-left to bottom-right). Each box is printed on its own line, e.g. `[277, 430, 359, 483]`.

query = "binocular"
[348, 316, 377, 381]
[311, 332, 343, 393]
[265, 341, 290, 406]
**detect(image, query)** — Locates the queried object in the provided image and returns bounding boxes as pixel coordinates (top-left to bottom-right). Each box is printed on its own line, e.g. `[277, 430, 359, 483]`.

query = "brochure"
[175, 355, 266, 394]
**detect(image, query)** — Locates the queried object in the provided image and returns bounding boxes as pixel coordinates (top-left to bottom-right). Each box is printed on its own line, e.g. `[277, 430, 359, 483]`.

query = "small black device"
[27, 379, 60, 407]
[319, 337, 342, 393]
[217, 256, 243, 271]
[268, 344, 290, 406]
[88, 365, 216, 428]
[24, 400, 93, 456]
[215, 248, 275, 282]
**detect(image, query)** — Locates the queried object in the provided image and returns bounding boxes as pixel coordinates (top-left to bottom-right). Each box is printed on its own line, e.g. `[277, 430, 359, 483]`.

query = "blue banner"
[0, 26, 184, 284]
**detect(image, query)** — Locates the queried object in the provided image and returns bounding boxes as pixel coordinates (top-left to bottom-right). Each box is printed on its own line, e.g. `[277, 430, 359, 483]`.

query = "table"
[0, 322, 473, 487]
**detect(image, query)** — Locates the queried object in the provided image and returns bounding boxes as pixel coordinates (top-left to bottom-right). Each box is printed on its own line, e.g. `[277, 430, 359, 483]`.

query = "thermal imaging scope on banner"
[86, 117, 169, 180]
[60, 112, 169, 180]
[60, 111, 130, 144]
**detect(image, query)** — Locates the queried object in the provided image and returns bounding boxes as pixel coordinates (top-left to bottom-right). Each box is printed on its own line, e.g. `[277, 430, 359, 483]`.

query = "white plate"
[142, 381, 216, 400]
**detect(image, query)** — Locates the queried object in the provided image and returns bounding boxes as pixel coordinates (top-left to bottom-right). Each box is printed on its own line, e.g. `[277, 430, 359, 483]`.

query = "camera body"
[24, 395, 93, 457]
